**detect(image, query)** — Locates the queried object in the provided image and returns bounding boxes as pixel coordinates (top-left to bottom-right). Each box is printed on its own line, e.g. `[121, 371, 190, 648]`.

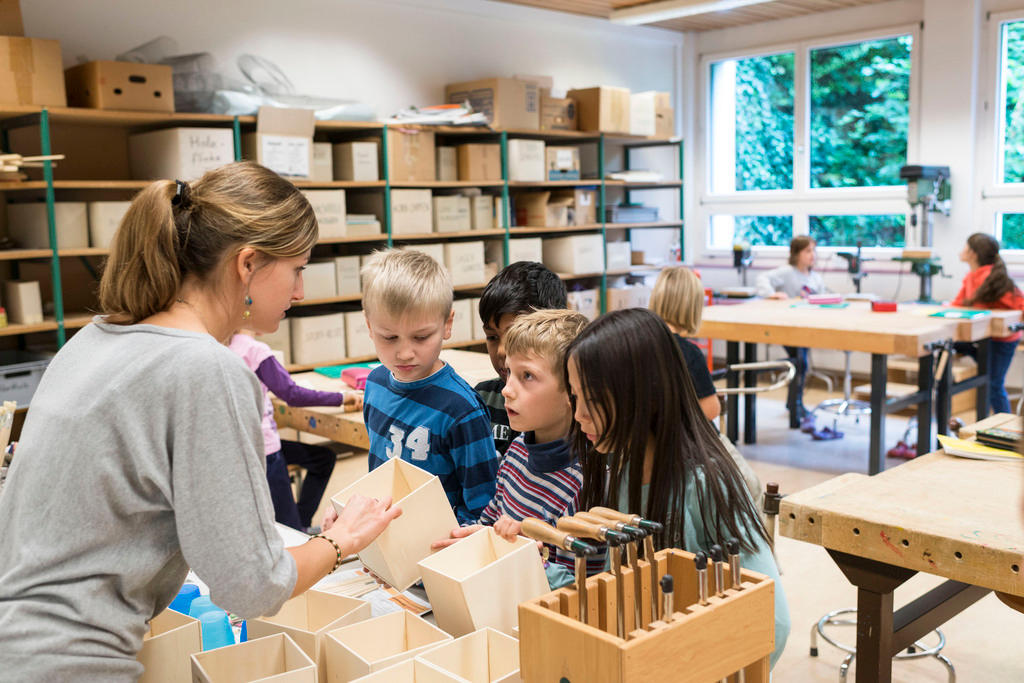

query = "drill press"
[893, 164, 951, 303]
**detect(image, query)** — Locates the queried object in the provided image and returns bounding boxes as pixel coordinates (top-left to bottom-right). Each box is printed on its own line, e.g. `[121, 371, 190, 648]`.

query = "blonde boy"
[360, 249, 497, 523]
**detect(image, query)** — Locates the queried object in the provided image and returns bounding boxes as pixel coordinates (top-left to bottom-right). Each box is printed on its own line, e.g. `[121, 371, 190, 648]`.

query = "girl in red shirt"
[951, 233, 1024, 414]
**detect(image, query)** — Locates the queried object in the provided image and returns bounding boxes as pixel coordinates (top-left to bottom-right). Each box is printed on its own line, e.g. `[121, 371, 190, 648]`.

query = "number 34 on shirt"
[386, 425, 430, 461]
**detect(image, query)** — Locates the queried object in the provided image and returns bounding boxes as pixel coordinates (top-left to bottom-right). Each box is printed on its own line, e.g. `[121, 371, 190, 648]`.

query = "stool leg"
[937, 653, 955, 683]
[839, 653, 854, 683]
[810, 621, 820, 656]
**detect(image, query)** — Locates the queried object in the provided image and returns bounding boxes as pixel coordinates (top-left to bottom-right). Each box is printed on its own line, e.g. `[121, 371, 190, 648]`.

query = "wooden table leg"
[868, 354, 888, 475]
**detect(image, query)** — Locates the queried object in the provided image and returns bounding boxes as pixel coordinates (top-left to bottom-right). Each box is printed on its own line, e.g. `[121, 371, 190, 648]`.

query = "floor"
[307, 385, 1024, 682]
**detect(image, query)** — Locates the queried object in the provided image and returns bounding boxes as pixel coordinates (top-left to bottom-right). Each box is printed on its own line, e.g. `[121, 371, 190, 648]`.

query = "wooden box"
[518, 548, 774, 683]
[349, 658, 465, 682]
[324, 611, 452, 682]
[415, 628, 520, 683]
[190, 632, 316, 683]
[247, 590, 372, 675]
[331, 458, 459, 590]
[137, 608, 201, 683]
[418, 527, 548, 637]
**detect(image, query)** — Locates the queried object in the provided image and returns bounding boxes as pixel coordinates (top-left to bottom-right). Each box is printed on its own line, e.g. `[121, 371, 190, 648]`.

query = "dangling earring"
[242, 294, 253, 321]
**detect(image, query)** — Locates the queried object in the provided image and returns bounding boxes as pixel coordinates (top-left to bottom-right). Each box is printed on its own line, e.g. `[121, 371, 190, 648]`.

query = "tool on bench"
[589, 507, 664, 622]
[557, 515, 632, 635]
[521, 518, 599, 625]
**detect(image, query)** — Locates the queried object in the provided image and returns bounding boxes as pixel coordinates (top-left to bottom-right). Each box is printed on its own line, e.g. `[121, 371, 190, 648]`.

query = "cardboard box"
[87, 201, 131, 249]
[242, 106, 316, 178]
[344, 310, 375, 358]
[128, 127, 235, 180]
[312, 142, 334, 181]
[0, 0, 23, 35]
[346, 217, 382, 238]
[402, 242, 444, 267]
[551, 188, 597, 226]
[606, 241, 632, 271]
[335, 255, 361, 297]
[137, 609, 201, 683]
[415, 627, 521, 682]
[0, 37, 65, 106]
[7, 201, 88, 249]
[324, 611, 452, 683]
[260, 319, 292, 366]
[450, 298, 473, 343]
[445, 77, 539, 130]
[303, 261, 338, 300]
[64, 61, 174, 112]
[331, 459, 459, 590]
[545, 146, 580, 180]
[444, 241, 486, 287]
[469, 297, 486, 341]
[457, 144, 502, 182]
[334, 141, 380, 181]
[349, 190, 431, 235]
[540, 92, 577, 131]
[418, 527, 547, 637]
[436, 146, 457, 182]
[607, 285, 652, 310]
[629, 91, 657, 137]
[542, 234, 604, 274]
[507, 139, 545, 182]
[191, 633, 316, 683]
[567, 86, 631, 134]
[655, 91, 674, 139]
[514, 191, 571, 228]
[3, 280, 42, 325]
[486, 237, 541, 266]
[247, 590, 371, 676]
[290, 313, 346, 366]
[302, 190, 347, 240]
[469, 195, 493, 231]
[433, 196, 471, 233]
[388, 128, 435, 182]
[567, 288, 599, 320]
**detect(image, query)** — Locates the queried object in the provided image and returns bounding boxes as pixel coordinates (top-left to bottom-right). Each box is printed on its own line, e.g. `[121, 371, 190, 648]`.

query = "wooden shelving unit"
[284, 338, 483, 373]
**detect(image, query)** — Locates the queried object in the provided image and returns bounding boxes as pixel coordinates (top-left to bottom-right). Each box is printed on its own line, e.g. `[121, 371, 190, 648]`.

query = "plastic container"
[0, 350, 51, 406]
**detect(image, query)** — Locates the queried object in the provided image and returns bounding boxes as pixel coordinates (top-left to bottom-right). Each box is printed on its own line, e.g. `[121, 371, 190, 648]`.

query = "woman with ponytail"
[950, 232, 1024, 414]
[0, 162, 400, 681]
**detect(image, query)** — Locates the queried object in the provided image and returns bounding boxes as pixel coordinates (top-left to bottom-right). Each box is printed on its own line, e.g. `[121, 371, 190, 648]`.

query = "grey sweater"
[0, 320, 296, 681]
[755, 264, 826, 298]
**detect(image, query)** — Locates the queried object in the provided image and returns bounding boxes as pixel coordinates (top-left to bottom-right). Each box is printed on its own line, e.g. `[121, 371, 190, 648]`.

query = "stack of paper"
[937, 434, 1023, 461]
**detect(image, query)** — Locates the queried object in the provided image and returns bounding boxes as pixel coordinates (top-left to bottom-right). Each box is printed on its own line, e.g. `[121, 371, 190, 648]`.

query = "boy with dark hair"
[475, 261, 568, 455]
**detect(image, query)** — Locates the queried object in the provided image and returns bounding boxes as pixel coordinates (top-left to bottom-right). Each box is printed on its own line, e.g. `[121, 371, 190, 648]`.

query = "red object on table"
[871, 301, 898, 312]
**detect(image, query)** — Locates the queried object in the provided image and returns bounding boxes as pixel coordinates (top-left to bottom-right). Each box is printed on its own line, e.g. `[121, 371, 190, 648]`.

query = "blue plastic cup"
[199, 610, 236, 651]
[169, 583, 200, 614]
[239, 620, 247, 643]
[188, 596, 218, 619]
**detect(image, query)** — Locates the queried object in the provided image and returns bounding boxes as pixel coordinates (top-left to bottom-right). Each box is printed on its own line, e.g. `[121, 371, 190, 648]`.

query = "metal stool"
[810, 607, 955, 682]
[814, 350, 871, 419]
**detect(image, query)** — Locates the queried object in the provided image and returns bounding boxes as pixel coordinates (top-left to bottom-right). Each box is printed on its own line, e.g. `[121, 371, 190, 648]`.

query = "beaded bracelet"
[312, 534, 344, 573]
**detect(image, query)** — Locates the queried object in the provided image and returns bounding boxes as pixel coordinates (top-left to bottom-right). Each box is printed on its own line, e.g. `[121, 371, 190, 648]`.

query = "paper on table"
[937, 434, 1023, 461]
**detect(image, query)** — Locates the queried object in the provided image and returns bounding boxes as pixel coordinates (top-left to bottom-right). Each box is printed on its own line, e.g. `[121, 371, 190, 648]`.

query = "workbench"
[778, 421, 1024, 682]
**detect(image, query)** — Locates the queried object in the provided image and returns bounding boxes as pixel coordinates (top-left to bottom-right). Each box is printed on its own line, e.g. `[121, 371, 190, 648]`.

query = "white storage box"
[506, 139, 545, 182]
[312, 142, 334, 182]
[350, 190, 432, 235]
[415, 628, 521, 683]
[242, 107, 315, 179]
[606, 286, 652, 311]
[402, 243, 445, 267]
[469, 298, 486, 341]
[487, 237, 541, 266]
[137, 609, 201, 683]
[303, 190, 347, 240]
[191, 633, 315, 683]
[436, 146, 457, 182]
[444, 241, 486, 287]
[344, 310, 375, 359]
[4, 280, 43, 324]
[418, 527, 548, 637]
[331, 458, 459, 590]
[334, 141, 379, 181]
[302, 261, 338, 300]
[324, 611, 451, 682]
[450, 298, 473, 344]
[567, 288, 599, 321]
[335, 255, 362, 297]
[606, 241, 631, 271]
[87, 201, 131, 249]
[259, 320, 292, 366]
[290, 313, 346, 366]
[128, 127, 234, 180]
[7, 201, 88, 249]
[542, 234, 603, 274]
[469, 195, 493, 231]
[433, 196, 471, 233]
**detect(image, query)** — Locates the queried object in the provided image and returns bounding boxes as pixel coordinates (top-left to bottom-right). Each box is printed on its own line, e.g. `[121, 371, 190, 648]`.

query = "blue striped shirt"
[364, 363, 498, 524]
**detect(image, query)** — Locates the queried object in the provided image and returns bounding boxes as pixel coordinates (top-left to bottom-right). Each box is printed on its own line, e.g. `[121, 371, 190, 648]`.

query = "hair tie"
[171, 179, 190, 209]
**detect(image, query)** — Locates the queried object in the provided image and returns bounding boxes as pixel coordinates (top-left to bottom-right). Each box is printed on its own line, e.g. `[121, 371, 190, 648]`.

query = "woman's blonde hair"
[99, 161, 318, 325]
[649, 266, 704, 335]
[361, 249, 453, 321]
[504, 308, 589, 389]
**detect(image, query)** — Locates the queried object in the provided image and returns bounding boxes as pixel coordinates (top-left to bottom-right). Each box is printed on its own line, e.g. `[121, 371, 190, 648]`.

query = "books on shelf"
[937, 434, 1023, 461]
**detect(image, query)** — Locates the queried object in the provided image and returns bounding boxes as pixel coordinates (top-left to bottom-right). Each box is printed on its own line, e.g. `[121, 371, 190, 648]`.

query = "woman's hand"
[493, 514, 522, 542]
[321, 507, 338, 531]
[323, 494, 401, 556]
[431, 524, 483, 550]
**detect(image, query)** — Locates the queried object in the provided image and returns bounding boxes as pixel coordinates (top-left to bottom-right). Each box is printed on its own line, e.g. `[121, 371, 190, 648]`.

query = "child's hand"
[321, 507, 338, 531]
[768, 292, 788, 300]
[431, 524, 483, 550]
[493, 515, 521, 542]
[343, 391, 363, 412]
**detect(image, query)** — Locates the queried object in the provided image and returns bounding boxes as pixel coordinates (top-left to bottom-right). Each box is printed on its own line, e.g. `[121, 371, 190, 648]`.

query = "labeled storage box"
[87, 201, 131, 249]
[242, 106, 316, 179]
[486, 237, 541, 266]
[568, 87, 631, 134]
[344, 310, 375, 358]
[351, 190, 432, 235]
[137, 608, 201, 683]
[0, 37, 66, 106]
[506, 140, 545, 182]
[302, 190, 347, 240]
[545, 146, 580, 180]
[416, 628, 521, 683]
[444, 241, 486, 287]
[290, 313, 346, 366]
[541, 92, 577, 131]
[248, 590, 371, 675]
[312, 142, 334, 182]
[606, 242, 632, 271]
[469, 298, 486, 341]
[335, 255, 362, 297]
[542, 234, 604, 275]
[128, 127, 234, 180]
[334, 141, 380, 181]
[388, 128, 436, 182]
[606, 286, 652, 311]
[567, 288, 599, 321]
[553, 188, 597, 226]
[629, 91, 657, 137]
[450, 298, 473, 343]
[433, 196, 471, 233]
[4, 281, 43, 324]
[260, 320, 292, 366]
[0, 350, 51, 408]
[325, 611, 451, 683]
[64, 61, 174, 112]
[446, 78, 539, 130]
[418, 527, 548, 637]
[469, 195, 494, 231]
[436, 146, 457, 182]
[7, 201, 89, 249]
[302, 261, 338, 300]
[191, 632, 316, 683]
[331, 458, 459, 590]
[457, 144, 502, 182]
[403, 242, 444, 266]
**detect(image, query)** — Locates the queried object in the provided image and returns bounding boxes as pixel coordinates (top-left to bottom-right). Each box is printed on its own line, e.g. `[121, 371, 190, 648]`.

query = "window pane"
[810, 36, 912, 188]
[709, 215, 793, 248]
[809, 214, 905, 247]
[710, 53, 795, 192]
[1002, 21, 1024, 183]
[999, 213, 1024, 248]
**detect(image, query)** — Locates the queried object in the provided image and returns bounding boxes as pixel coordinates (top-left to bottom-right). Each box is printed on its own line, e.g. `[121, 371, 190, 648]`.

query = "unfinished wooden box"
[137, 608, 201, 683]
[418, 527, 548, 637]
[247, 589, 371, 675]
[518, 548, 774, 683]
[324, 611, 452, 682]
[349, 658, 465, 682]
[190, 632, 316, 683]
[415, 628, 521, 683]
[331, 458, 459, 590]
